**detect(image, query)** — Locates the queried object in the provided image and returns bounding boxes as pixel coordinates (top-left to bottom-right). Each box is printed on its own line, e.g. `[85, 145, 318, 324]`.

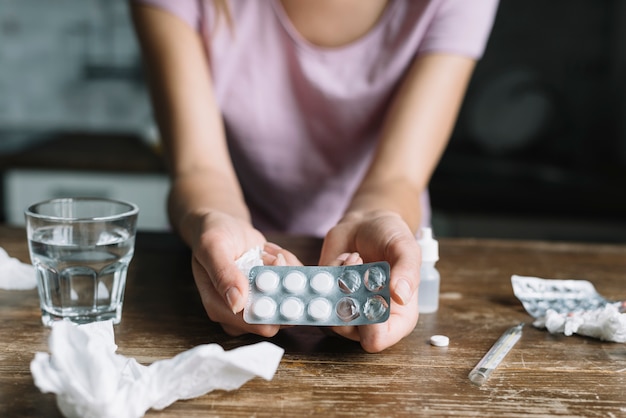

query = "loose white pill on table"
[255, 270, 280, 293]
[310, 271, 334, 294]
[283, 270, 307, 293]
[251, 297, 277, 319]
[430, 335, 450, 347]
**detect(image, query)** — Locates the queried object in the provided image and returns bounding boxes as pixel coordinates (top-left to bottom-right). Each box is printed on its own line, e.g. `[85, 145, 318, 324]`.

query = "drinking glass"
[25, 197, 139, 326]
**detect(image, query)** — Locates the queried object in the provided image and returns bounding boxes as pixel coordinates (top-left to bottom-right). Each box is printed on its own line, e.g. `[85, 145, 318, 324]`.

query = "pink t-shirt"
[135, 0, 499, 236]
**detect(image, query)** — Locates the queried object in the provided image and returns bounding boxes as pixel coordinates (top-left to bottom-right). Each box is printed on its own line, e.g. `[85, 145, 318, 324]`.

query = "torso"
[278, 0, 390, 47]
[203, 0, 496, 234]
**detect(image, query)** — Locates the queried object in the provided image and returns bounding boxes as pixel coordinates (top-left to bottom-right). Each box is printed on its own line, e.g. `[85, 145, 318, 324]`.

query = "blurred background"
[0, 0, 625, 242]
[430, 0, 626, 243]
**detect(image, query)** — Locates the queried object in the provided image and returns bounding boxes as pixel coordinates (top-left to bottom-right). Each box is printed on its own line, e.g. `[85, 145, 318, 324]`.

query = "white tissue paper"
[0, 246, 37, 290]
[235, 246, 263, 277]
[31, 320, 284, 418]
[30, 246, 283, 418]
[512, 275, 626, 343]
[535, 304, 626, 342]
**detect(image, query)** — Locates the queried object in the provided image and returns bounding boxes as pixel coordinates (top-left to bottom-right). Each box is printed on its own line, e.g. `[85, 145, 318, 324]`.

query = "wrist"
[339, 208, 403, 225]
[346, 181, 422, 232]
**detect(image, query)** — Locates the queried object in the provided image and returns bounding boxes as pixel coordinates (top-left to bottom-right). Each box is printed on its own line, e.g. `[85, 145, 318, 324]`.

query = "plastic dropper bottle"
[418, 227, 440, 314]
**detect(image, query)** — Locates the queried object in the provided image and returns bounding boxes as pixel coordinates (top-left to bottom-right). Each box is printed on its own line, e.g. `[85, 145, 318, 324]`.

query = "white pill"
[252, 297, 276, 319]
[283, 270, 307, 293]
[307, 298, 332, 321]
[279, 297, 304, 320]
[430, 335, 449, 347]
[310, 271, 334, 294]
[255, 270, 280, 293]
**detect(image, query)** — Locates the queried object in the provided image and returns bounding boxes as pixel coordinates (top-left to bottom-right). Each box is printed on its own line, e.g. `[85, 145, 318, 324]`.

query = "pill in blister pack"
[243, 262, 391, 326]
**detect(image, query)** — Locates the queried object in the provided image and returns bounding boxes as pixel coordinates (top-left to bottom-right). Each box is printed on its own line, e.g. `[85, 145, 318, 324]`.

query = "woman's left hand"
[319, 210, 421, 353]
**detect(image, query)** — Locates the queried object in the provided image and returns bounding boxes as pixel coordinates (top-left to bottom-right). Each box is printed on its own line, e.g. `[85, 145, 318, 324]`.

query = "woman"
[130, 0, 499, 352]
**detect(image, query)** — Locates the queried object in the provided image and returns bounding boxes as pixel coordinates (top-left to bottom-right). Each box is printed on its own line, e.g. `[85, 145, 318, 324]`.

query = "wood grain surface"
[1, 225, 625, 417]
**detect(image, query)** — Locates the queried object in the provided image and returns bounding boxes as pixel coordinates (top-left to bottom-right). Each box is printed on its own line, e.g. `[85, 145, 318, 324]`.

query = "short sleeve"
[418, 0, 499, 59]
[130, 0, 202, 31]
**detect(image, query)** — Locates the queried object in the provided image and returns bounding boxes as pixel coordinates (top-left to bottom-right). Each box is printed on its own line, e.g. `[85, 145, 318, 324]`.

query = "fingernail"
[346, 252, 361, 264]
[263, 254, 277, 264]
[226, 287, 243, 314]
[276, 253, 287, 266]
[394, 279, 412, 305]
[336, 253, 350, 262]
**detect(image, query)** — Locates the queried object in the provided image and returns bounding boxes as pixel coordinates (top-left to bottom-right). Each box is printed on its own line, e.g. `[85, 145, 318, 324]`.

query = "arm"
[131, 4, 249, 239]
[131, 3, 278, 334]
[321, 53, 477, 352]
[350, 52, 476, 232]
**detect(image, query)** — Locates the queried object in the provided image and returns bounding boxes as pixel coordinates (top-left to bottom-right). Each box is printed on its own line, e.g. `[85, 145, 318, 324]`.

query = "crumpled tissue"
[512, 275, 626, 343]
[30, 320, 284, 418]
[235, 246, 263, 277]
[0, 246, 37, 290]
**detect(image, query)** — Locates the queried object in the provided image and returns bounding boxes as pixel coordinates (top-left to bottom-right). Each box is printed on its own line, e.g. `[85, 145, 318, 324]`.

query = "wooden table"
[1, 225, 625, 417]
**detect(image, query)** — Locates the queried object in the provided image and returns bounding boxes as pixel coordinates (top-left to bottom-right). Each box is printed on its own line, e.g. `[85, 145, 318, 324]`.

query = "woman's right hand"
[188, 210, 301, 337]
[188, 210, 272, 336]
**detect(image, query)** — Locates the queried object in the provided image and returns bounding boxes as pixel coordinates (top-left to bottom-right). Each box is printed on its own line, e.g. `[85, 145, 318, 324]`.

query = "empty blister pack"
[243, 262, 391, 326]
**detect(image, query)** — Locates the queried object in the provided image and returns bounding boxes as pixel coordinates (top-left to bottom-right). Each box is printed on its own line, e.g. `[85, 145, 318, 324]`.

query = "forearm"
[345, 53, 477, 234]
[132, 3, 251, 246]
[167, 169, 251, 247]
[343, 180, 422, 233]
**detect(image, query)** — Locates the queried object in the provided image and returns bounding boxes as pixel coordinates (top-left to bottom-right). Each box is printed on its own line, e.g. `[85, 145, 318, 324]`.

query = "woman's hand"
[319, 210, 421, 353]
[188, 208, 419, 351]
[188, 210, 301, 337]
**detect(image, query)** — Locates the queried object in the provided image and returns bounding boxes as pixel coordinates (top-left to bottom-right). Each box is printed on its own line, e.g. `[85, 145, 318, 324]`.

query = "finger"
[326, 252, 363, 267]
[221, 321, 281, 338]
[385, 235, 421, 306]
[319, 226, 353, 265]
[357, 291, 419, 353]
[327, 252, 351, 266]
[262, 252, 278, 266]
[193, 230, 260, 314]
[192, 257, 281, 337]
[275, 253, 287, 266]
[263, 242, 303, 266]
[197, 253, 249, 314]
[328, 325, 360, 342]
[263, 241, 283, 255]
[342, 252, 363, 266]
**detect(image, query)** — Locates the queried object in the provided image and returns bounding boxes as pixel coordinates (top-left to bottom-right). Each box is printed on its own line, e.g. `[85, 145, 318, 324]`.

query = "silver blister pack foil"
[244, 262, 391, 326]
[512, 275, 626, 342]
[511, 275, 611, 318]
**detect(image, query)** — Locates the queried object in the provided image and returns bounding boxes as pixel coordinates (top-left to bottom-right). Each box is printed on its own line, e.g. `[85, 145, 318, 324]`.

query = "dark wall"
[430, 0, 626, 242]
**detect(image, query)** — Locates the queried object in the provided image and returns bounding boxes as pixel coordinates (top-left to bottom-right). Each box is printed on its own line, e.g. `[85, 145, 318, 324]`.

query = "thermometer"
[469, 323, 524, 386]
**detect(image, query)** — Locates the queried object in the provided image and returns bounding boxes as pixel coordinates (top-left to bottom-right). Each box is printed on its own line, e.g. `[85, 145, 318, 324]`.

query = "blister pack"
[243, 262, 391, 326]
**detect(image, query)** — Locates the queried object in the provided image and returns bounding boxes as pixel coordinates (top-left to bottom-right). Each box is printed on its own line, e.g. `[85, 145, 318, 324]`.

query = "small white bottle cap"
[430, 335, 449, 347]
[283, 270, 307, 293]
[307, 297, 332, 321]
[310, 271, 334, 294]
[418, 227, 439, 262]
[251, 297, 277, 319]
[256, 270, 280, 293]
[280, 297, 304, 320]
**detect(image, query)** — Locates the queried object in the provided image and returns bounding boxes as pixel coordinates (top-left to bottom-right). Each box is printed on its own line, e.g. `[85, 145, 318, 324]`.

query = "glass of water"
[25, 197, 139, 326]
